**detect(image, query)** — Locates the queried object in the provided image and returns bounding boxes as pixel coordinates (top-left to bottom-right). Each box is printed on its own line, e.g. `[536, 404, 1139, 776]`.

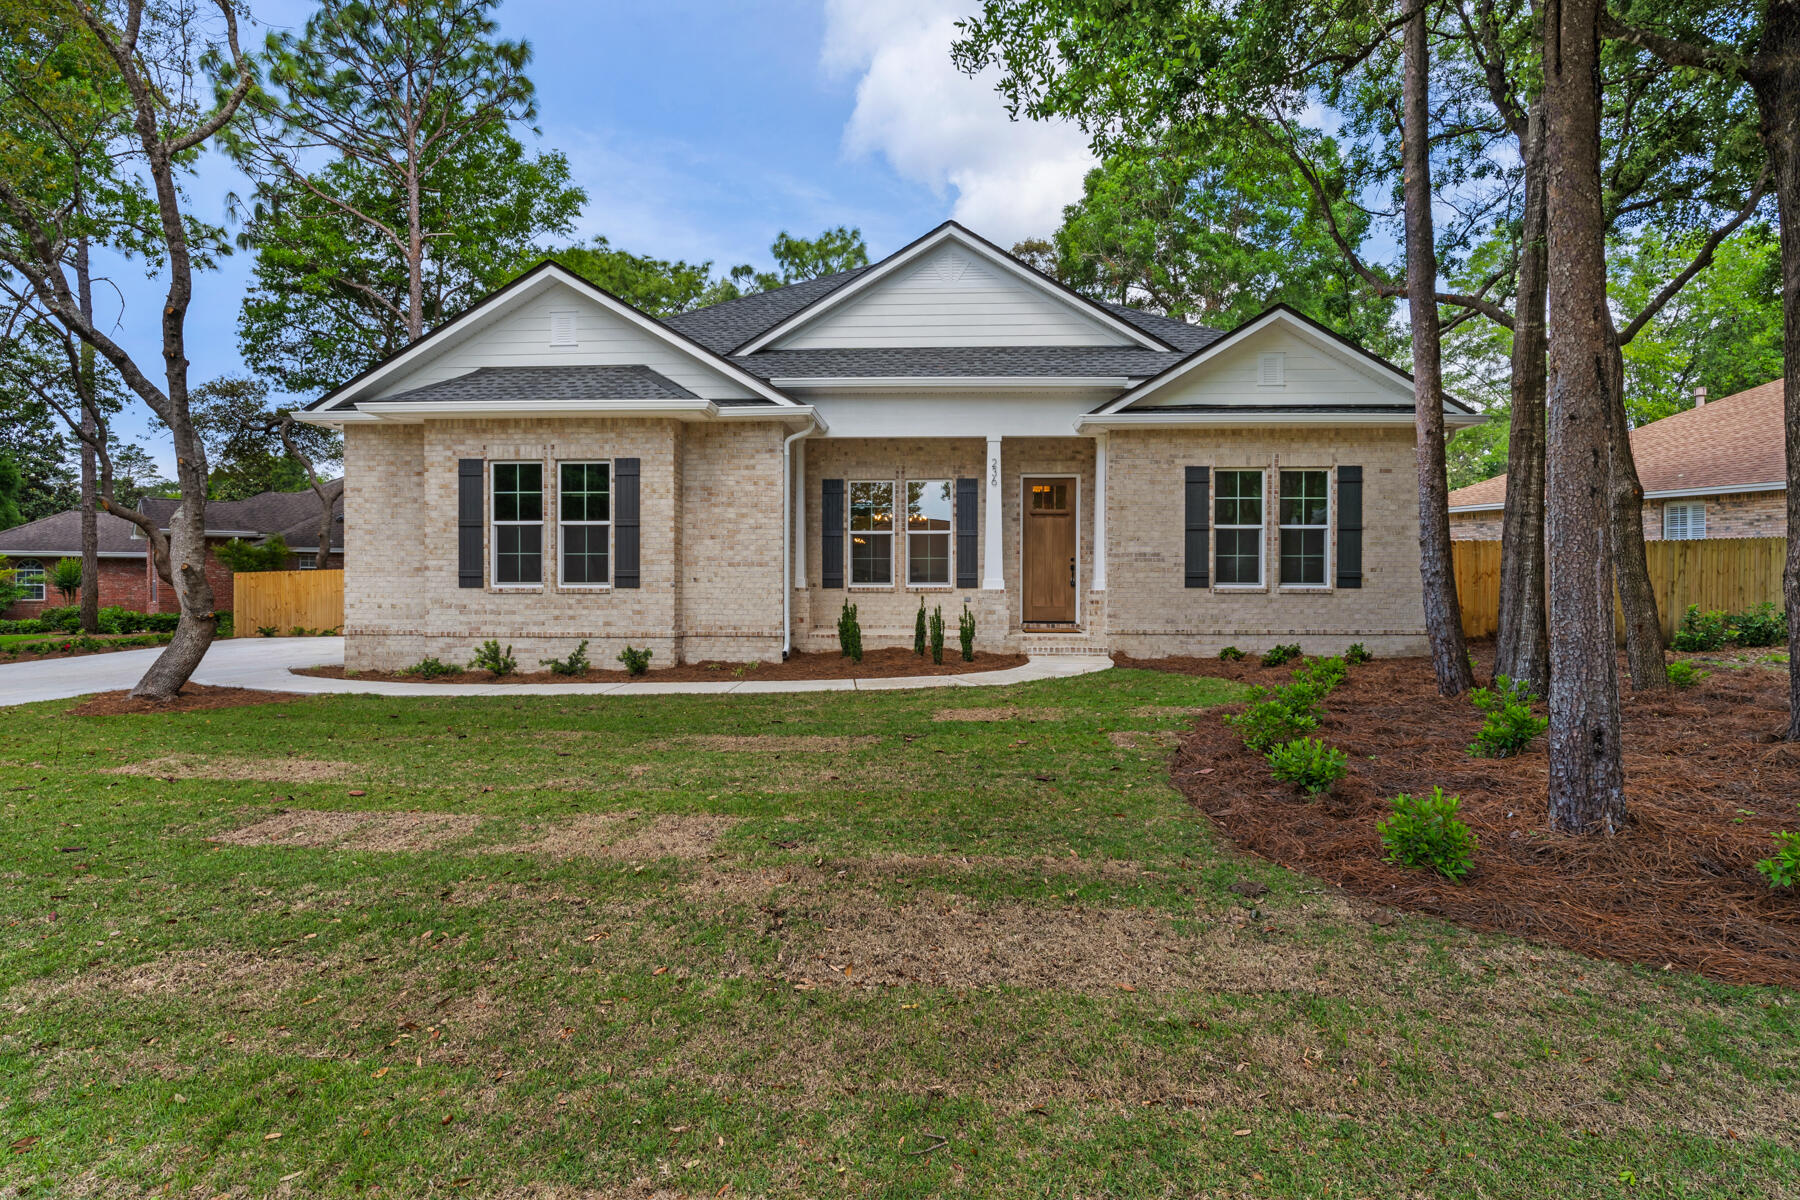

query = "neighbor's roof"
[0, 509, 147, 558]
[355, 364, 700, 410]
[1449, 378, 1787, 510]
[141, 479, 345, 550]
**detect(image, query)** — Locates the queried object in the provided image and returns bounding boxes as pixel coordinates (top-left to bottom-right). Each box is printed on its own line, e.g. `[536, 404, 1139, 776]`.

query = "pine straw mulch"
[294, 647, 1027, 685]
[68, 684, 305, 716]
[1118, 649, 1800, 989]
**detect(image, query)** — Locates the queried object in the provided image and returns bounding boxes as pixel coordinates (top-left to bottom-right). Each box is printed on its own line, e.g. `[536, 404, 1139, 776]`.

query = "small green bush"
[289, 626, 316, 637]
[1672, 605, 1731, 652]
[216, 534, 292, 574]
[540, 640, 590, 676]
[914, 599, 927, 657]
[1266, 737, 1349, 795]
[401, 656, 459, 678]
[1665, 660, 1707, 688]
[36, 605, 81, 632]
[1261, 642, 1303, 667]
[617, 645, 654, 677]
[837, 601, 863, 662]
[1345, 642, 1372, 665]
[1378, 787, 1478, 881]
[470, 640, 517, 676]
[929, 604, 945, 664]
[1218, 646, 1245, 661]
[1227, 680, 1326, 752]
[1756, 832, 1800, 889]
[257, 625, 278, 638]
[1293, 655, 1347, 694]
[1468, 675, 1547, 758]
[1728, 601, 1786, 648]
[958, 606, 975, 662]
[50, 557, 83, 602]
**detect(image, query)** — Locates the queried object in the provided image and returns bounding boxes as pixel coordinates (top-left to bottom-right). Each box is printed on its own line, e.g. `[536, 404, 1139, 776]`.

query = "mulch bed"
[293, 647, 1029, 685]
[69, 685, 305, 716]
[2, 637, 173, 664]
[1121, 649, 1800, 988]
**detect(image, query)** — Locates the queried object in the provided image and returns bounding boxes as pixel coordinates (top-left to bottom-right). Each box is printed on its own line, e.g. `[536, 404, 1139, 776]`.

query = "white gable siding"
[1128, 326, 1401, 408]
[772, 244, 1134, 350]
[371, 283, 757, 401]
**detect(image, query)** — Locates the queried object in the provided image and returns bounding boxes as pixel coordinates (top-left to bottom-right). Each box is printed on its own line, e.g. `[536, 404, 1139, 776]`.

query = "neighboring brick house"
[0, 482, 344, 620]
[297, 221, 1480, 671]
[1449, 378, 1786, 540]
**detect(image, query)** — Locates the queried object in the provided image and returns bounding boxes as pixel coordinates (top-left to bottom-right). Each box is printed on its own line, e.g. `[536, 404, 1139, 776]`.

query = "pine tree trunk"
[129, 425, 216, 700]
[1604, 321, 1668, 690]
[1542, 0, 1626, 832]
[76, 228, 99, 635]
[1402, 3, 1474, 696]
[1495, 100, 1550, 693]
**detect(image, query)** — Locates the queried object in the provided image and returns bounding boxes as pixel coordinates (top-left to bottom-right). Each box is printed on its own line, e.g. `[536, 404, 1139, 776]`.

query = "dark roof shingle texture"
[339, 364, 701, 411]
[141, 479, 345, 550]
[0, 509, 147, 557]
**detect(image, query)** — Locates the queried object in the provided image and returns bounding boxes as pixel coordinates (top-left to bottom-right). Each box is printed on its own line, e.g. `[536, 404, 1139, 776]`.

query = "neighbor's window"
[849, 481, 894, 585]
[906, 480, 952, 585]
[491, 461, 544, 585]
[1663, 501, 1706, 540]
[1213, 470, 1264, 586]
[559, 461, 611, 585]
[15, 558, 44, 602]
[295, 554, 317, 570]
[1279, 470, 1330, 586]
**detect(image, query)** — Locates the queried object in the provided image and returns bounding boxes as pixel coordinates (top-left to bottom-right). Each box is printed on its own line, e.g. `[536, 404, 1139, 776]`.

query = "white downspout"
[782, 420, 819, 660]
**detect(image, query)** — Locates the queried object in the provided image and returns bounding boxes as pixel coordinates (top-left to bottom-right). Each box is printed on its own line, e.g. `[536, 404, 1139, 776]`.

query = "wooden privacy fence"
[233, 569, 345, 635]
[1451, 537, 1787, 641]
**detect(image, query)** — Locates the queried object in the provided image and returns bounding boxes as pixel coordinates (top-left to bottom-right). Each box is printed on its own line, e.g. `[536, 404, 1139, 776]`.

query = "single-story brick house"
[296, 222, 1479, 671]
[1449, 377, 1786, 540]
[0, 482, 344, 620]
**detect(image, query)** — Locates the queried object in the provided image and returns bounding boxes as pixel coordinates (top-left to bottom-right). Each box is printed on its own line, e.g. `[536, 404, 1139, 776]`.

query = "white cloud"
[822, 0, 1094, 247]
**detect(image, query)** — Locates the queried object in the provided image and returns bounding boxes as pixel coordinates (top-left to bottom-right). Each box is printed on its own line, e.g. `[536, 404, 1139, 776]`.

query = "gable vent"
[549, 309, 578, 347]
[1258, 352, 1286, 388]
[928, 249, 974, 287]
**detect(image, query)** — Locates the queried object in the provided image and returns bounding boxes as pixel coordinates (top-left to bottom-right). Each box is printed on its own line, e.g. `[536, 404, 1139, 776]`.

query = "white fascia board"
[0, 549, 144, 559]
[313, 264, 799, 411]
[768, 375, 1131, 391]
[292, 410, 381, 427]
[1448, 503, 1505, 513]
[1078, 408, 1480, 431]
[736, 224, 1173, 355]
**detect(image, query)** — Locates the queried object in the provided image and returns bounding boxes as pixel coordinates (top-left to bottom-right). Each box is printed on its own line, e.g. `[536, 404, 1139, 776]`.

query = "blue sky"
[102, 0, 1098, 473]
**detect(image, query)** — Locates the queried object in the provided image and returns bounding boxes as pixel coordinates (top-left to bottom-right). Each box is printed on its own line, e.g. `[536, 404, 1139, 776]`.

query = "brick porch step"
[1019, 629, 1107, 657]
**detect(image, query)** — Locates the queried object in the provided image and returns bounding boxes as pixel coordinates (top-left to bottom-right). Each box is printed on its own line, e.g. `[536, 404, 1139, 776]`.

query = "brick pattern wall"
[1104, 426, 1429, 658]
[341, 418, 783, 670]
[1453, 489, 1786, 542]
[3, 557, 150, 620]
[1449, 510, 1502, 540]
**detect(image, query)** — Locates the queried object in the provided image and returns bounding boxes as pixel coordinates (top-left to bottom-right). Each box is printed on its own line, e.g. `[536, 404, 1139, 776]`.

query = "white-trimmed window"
[559, 461, 611, 586]
[849, 481, 895, 586]
[905, 480, 953, 586]
[295, 554, 317, 570]
[1663, 501, 1706, 540]
[15, 558, 44, 602]
[1214, 470, 1264, 586]
[1279, 469, 1331, 586]
[491, 461, 544, 586]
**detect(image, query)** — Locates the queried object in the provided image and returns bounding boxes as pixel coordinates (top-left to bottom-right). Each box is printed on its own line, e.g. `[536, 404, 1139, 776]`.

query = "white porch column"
[1092, 431, 1108, 591]
[792, 438, 806, 588]
[982, 435, 1005, 589]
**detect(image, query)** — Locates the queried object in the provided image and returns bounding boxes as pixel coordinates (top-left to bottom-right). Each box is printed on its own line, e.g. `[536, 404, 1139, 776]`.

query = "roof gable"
[735, 223, 1173, 355]
[306, 263, 796, 413]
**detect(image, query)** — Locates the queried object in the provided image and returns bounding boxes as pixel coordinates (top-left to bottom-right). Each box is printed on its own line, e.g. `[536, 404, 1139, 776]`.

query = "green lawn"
[1, 669, 1794, 1198]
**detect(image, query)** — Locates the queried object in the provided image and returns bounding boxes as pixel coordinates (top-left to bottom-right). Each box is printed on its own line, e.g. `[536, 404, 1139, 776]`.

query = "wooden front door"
[1022, 478, 1077, 624]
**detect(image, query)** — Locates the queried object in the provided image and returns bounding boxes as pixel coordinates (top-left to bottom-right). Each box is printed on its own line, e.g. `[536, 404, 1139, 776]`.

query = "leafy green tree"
[215, 535, 293, 574]
[767, 226, 869, 283]
[49, 555, 81, 601]
[107, 444, 174, 508]
[549, 237, 743, 317]
[0, 454, 23, 530]
[192, 375, 341, 500]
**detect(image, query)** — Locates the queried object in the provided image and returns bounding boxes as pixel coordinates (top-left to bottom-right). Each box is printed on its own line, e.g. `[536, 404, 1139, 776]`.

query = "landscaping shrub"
[914, 599, 927, 656]
[1756, 832, 1800, 889]
[617, 645, 653, 677]
[1, 633, 171, 657]
[215, 535, 292, 573]
[928, 604, 945, 664]
[540, 640, 590, 676]
[1261, 642, 1303, 667]
[1265, 737, 1348, 795]
[401, 656, 459, 678]
[1218, 645, 1245, 661]
[470, 640, 517, 676]
[1672, 605, 1731, 651]
[1665, 660, 1706, 688]
[0, 618, 52, 635]
[837, 601, 863, 662]
[257, 625, 278, 638]
[1226, 681, 1325, 752]
[1728, 602, 1786, 648]
[50, 557, 83, 602]
[1468, 675, 1547, 758]
[1345, 642, 1372, 665]
[958, 606, 975, 662]
[1293, 654, 1347, 694]
[1378, 787, 1477, 881]
[36, 605, 81, 632]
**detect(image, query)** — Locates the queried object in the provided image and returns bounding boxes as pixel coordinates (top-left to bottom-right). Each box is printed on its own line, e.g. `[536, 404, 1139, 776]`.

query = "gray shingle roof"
[142, 479, 345, 550]
[0, 510, 147, 558]
[734, 345, 1200, 381]
[661, 268, 872, 354]
[341, 364, 703, 411]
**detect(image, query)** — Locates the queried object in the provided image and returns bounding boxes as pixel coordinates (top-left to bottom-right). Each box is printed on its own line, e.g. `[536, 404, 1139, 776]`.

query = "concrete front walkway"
[0, 636, 1112, 705]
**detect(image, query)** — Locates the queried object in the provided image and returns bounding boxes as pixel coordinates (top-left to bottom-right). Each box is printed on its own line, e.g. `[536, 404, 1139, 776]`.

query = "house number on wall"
[989, 458, 999, 486]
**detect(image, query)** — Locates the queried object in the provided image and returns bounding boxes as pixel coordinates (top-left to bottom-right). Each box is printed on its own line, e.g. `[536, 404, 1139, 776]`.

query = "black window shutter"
[955, 477, 978, 589]
[614, 457, 640, 588]
[457, 458, 483, 588]
[820, 478, 845, 589]
[1184, 466, 1210, 588]
[1336, 465, 1363, 588]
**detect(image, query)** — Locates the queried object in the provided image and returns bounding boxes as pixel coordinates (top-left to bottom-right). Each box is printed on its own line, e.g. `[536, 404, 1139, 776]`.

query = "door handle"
[1069, 556, 1076, 588]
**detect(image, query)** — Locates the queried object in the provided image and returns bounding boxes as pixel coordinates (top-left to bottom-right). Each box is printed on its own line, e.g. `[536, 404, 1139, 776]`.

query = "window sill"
[1279, 585, 1333, 593]
[848, 584, 896, 591]
[1212, 584, 1267, 592]
[906, 584, 955, 592]
[490, 585, 543, 593]
[558, 585, 613, 593]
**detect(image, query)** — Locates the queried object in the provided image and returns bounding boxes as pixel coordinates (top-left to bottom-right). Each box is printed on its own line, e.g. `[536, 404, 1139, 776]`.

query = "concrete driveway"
[0, 636, 344, 706]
